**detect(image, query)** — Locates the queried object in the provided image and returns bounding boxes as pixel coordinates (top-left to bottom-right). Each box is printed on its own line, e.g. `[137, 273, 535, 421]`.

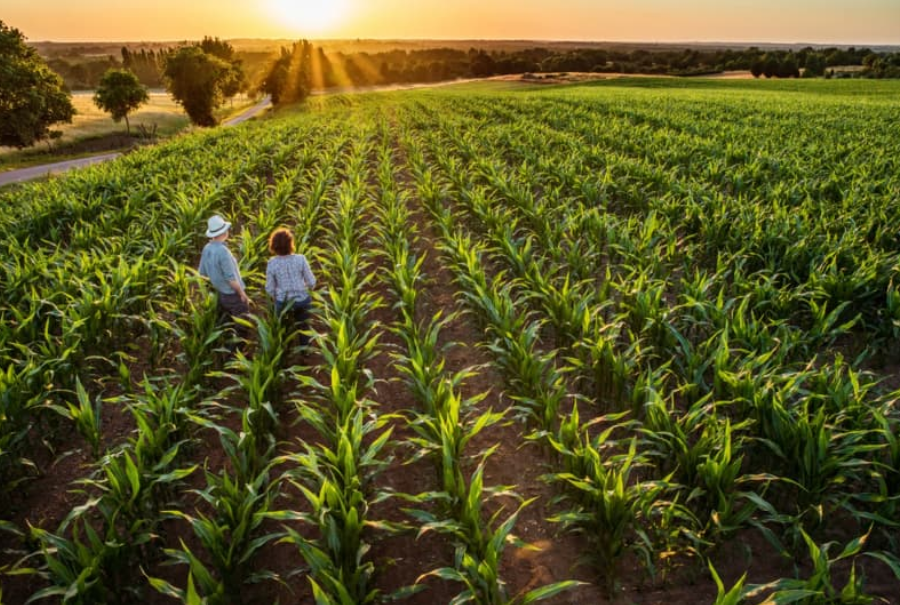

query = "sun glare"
[267, 0, 349, 35]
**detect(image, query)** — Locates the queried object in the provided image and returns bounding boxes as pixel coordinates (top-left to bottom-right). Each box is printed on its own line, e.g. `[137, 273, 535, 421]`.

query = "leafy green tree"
[763, 54, 780, 78]
[122, 47, 165, 87]
[93, 68, 149, 134]
[199, 36, 234, 61]
[803, 53, 827, 78]
[260, 41, 313, 106]
[470, 50, 497, 76]
[0, 20, 75, 148]
[200, 36, 245, 101]
[163, 45, 231, 126]
[750, 57, 764, 78]
[221, 63, 246, 100]
[777, 54, 800, 78]
[260, 50, 291, 105]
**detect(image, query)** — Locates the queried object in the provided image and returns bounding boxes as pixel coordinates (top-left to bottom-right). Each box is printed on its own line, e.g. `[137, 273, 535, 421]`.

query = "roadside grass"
[0, 92, 259, 172]
[64, 91, 189, 139]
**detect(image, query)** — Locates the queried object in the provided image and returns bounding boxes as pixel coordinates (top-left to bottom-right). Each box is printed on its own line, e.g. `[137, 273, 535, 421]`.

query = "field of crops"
[2, 77, 900, 604]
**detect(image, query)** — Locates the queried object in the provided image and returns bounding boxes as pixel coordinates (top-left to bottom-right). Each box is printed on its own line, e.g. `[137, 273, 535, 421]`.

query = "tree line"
[43, 41, 900, 93]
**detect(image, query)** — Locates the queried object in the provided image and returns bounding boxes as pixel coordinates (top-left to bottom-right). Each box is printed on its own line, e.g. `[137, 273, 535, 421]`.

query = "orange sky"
[4, 0, 899, 45]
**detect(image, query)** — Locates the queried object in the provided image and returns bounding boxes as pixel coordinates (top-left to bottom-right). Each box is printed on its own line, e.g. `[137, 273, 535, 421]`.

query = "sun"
[267, 0, 350, 35]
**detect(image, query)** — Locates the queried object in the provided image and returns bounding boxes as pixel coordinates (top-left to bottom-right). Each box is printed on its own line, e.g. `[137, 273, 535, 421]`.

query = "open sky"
[4, 0, 899, 45]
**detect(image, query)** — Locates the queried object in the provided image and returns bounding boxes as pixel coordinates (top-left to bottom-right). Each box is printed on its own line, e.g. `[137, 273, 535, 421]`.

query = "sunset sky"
[4, 0, 899, 45]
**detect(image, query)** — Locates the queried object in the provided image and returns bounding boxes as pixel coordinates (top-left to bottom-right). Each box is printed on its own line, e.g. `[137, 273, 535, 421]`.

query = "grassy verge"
[0, 92, 259, 173]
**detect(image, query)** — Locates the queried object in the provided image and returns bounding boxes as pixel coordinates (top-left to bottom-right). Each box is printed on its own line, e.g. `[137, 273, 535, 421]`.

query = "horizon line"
[27, 36, 900, 48]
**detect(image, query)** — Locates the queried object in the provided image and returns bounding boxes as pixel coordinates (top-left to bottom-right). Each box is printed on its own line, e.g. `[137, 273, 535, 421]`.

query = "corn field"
[2, 77, 900, 604]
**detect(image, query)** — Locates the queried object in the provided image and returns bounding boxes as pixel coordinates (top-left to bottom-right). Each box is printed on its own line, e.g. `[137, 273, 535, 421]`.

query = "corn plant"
[745, 528, 900, 605]
[277, 123, 390, 605]
[285, 463, 376, 603]
[846, 409, 900, 545]
[708, 561, 747, 605]
[26, 520, 127, 604]
[47, 378, 103, 459]
[162, 465, 283, 602]
[569, 318, 641, 412]
[169, 268, 225, 391]
[26, 440, 197, 603]
[547, 438, 669, 594]
[280, 411, 394, 604]
[756, 400, 878, 526]
[417, 486, 583, 605]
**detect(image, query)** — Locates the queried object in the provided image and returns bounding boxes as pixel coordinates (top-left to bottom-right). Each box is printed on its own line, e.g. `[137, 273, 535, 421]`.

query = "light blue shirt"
[198, 241, 244, 295]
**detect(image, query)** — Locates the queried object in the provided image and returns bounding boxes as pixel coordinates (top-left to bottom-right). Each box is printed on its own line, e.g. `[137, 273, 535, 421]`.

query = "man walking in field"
[198, 214, 251, 341]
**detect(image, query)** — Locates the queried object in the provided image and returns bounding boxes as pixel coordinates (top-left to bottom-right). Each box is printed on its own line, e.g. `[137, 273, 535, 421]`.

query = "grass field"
[64, 91, 189, 137]
[1, 77, 899, 605]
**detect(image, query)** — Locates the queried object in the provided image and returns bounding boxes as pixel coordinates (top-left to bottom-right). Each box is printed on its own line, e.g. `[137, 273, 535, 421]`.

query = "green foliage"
[745, 529, 900, 604]
[48, 378, 103, 459]
[199, 36, 245, 98]
[163, 45, 232, 126]
[708, 561, 747, 604]
[93, 68, 149, 133]
[260, 40, 313, 106]
[0, 20, 75, 148]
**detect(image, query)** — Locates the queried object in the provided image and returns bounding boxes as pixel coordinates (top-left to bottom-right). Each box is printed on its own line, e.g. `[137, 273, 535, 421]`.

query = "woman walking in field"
[266, 227, 317, 346]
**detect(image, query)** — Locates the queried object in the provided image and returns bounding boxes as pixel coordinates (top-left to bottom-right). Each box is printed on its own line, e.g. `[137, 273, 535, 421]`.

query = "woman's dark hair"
[269, 228, 295, 256]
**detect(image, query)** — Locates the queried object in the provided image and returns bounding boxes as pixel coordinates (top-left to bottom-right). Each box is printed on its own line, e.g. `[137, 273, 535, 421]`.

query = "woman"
[265, 227, 316, 345]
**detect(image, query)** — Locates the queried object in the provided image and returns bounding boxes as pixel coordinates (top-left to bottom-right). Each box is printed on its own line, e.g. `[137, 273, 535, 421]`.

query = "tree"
[200, 36, 244, 101]
[0, 20, 75, 148]
[122, 47, 165, 87]
[220, 62, 246, 101]
[470, 50, 497, 77]
[93, 68, 149, 134]
[259, 48, 292, 105]
[260, 41, 313, 106]
[777, 54, 800, 78]
[750, 57, 764, 78]
[803, 53, 827, 78]
[762, 54, 780, 78]
[163, 45, 231, 126]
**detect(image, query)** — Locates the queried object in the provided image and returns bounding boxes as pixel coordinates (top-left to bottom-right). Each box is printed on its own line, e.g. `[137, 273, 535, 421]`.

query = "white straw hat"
[206, 215, 231, 238]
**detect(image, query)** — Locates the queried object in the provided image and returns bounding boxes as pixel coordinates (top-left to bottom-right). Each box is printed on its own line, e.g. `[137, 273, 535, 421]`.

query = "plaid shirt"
[265, 254, 316, 303]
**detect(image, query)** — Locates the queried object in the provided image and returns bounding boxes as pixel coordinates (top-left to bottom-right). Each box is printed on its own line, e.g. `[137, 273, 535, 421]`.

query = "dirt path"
[0, 152, 123, 187]
[222, 95, 272, 126]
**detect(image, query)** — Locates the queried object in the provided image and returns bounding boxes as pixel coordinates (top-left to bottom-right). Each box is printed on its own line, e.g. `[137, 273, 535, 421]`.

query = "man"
[198, 214, 251, 325]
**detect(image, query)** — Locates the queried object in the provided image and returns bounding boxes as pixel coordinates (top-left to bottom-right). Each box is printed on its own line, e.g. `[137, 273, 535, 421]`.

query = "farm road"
[0, 152, 124, 187]
[222, 94, 272, 126]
